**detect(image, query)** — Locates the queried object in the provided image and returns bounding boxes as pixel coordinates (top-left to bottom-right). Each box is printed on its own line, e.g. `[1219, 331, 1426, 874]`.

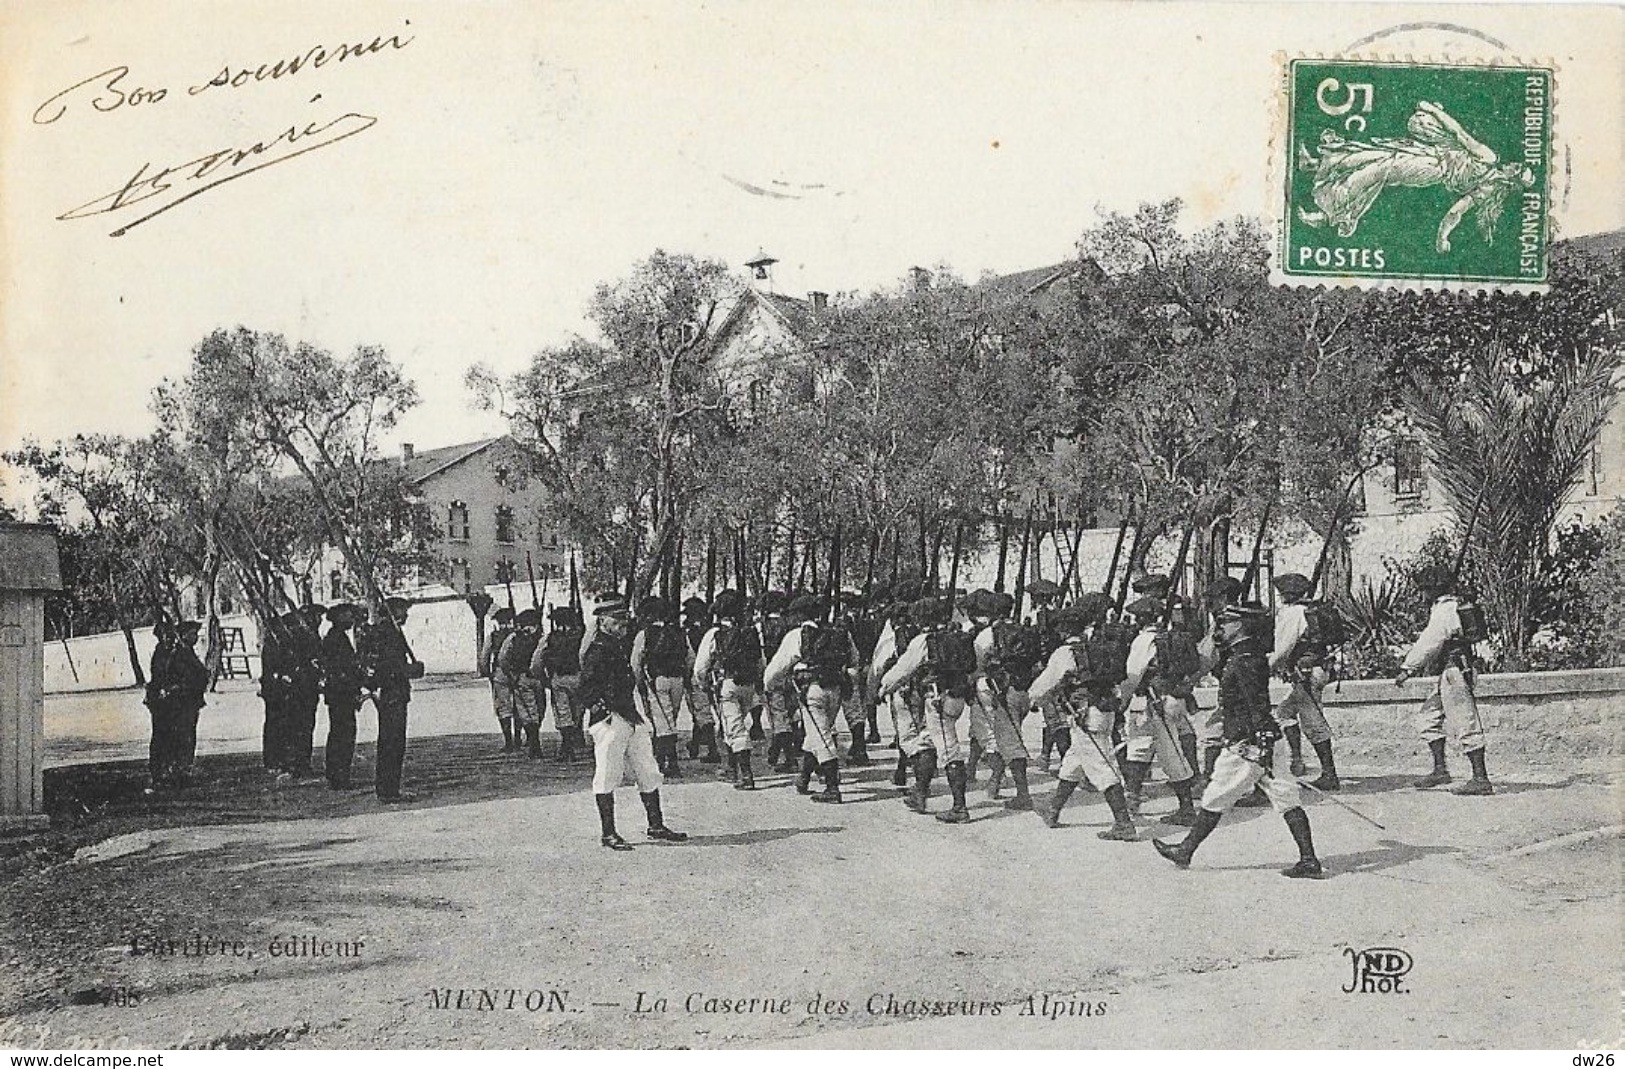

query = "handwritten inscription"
[32, 25, 413, 125]
[56, 105, 378, 237]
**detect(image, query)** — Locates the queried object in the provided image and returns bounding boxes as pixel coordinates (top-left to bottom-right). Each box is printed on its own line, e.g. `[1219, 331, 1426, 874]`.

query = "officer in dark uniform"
[359, 597, 423, 804]
[143, 620, 181, 792]
[579, 598, 687, 851]
[171, 620, 210, 786]
[259, 611, 297, 775]
[320, 603, 364, 789]
[283, 603, 327, 780]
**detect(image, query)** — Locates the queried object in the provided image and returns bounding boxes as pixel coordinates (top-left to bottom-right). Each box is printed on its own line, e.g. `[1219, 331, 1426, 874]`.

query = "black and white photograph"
[0, 0, 1620, 1053]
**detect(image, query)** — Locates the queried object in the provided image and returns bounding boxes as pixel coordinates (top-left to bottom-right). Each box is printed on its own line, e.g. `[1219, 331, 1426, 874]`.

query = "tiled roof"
[400, 438, 501, 484]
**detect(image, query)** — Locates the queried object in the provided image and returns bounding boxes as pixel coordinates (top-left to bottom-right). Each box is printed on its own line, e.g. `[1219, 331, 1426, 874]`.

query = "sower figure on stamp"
[1396, 566, 1494, 796]
[1154, 596, 1324, 878]
[542, 605, 587, 761]
[319, 603, 364, 790]
[880, 596, 980, 824]
[502, 609, 547, 759]
[1028, 597, 1138, 839]
[358, 597, 424, 804]
[1117, 595, 1201, 826]
[1270, 573, 1341, 790]
[484, 606, 518, 753]
[170, 620, 210, 788]
[764, 594, 859, 804]
[580, 598, 687, 850]
[692, 589, 764, 790]
[631, 597, 690, 778]
[681, 596, 722, 765]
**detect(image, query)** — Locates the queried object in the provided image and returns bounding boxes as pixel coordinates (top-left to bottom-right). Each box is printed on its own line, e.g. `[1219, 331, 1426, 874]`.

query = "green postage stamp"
[1274, 58, 1553, 292]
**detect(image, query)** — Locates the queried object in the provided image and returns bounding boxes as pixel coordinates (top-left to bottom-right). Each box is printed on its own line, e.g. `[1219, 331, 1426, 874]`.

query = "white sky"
[1, 0, 1621, 490]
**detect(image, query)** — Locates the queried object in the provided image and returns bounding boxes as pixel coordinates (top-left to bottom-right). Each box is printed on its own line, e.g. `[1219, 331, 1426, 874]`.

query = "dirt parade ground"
[1, 678, 1620, 1050]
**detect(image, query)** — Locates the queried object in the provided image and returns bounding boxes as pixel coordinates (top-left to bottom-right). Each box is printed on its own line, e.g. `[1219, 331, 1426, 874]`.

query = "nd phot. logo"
[1343, 946, 1412, 994]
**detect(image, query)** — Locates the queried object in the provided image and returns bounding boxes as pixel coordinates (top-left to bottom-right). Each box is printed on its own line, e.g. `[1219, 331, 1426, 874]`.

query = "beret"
[1271, 572, 1313, 598]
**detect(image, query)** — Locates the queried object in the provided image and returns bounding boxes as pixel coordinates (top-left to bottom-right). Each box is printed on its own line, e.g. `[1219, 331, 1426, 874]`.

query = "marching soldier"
[319, 603, 364, 790]
[681, 596, 722, 764]
[580, 598, 687, 850]
[840, 594, 877, 766]
[1129, 573, 1204, 781]
[1028, 596, 1138, 839]
[764, 594, 859, 803]
[502, 609, 547, 758]
[758, 591, 800, 769]
[880, 596, 979, 824]
[1270, 573, 1340, 790]
[1196, 577, 1244, 782]
[870, 589, 928, 790]
[692, 589, 765, 789]
[1024, 578, 1070, 771]
[631, 596, 691, 777]
[281, 603, 327, 780]
[1118, 595, 1201, 825]
[1396, 566, 1494, 795]
[962, 592, 1003, 786]
[484, 606, 519, 752]
[972, 589, 1045, 810]
[358, 597, 424, 804]
[1154, 594, 1324, 878]
[542, 605, 587, 761]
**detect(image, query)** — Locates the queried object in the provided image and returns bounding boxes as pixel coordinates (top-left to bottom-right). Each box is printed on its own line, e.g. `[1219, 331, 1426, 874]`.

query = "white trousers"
[976, 679, 1030, 761]
[716, 679, 757, 754]
[589, 715, 663, 794]
[1200, 747, 1303, 814]
[634, 676, 685, 737]
[922, 687, 970, 764]
[1123, 694, 1194, 782]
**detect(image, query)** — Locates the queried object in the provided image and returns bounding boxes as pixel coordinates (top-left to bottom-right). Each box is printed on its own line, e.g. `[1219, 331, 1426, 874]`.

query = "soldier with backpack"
[968, 590, 1036, 808]
[1028, 596, 1138, 839]
[758, 591, 800, 770]
[764, 594, 859, 803]
[693, 588, 765, 789]
[501, 609, 547, 758]
[1117, 595, 1201, 826]
[1023, 578, 1070, 773]
[681, 597, 722, 765]
[1270, 572, 1342, 791]
[870, 588, 928, 790]
[542, 605, 587, 761]
[484, 606, 518, 753]
[631, 596, 691, 778]
[1395, 566, 1494, 796]
[880, 596, 979, 824]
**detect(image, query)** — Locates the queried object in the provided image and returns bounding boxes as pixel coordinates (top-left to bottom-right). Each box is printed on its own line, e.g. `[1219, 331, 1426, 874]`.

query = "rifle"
[1450, 481, 1490, 587]
[1058, 511, 1086, 598]
[1240, 500, 1273, 600]
[1307, 464, 1378, 598]
[994, 510, 1011, 593]
[1102, 505, 1131, 595]
[526, 551, 541, 609]
[828, 524, 844, 624]
[705, 533, 717, 606]
[1012, 504, 1034, 621]
[887, 526, 902, 590]
[861, 528, 878, 608]
[503, 575, 516, 613]
[1162, 521, 1196, 624]
[568, 552, 581, 615]
[1115, 520, 1150, 618]
[945, 521, 965, 614]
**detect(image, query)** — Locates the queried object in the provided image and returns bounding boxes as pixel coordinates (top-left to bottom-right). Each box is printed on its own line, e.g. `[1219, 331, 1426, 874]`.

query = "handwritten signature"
[56, 107, 378, 237]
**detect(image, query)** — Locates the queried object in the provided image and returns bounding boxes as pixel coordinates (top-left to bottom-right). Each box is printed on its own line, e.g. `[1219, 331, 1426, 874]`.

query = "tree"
[470, 251, 735, 600]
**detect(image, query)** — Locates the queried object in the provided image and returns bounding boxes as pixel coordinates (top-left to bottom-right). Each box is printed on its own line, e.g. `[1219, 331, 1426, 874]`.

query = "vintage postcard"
[0, 0, 1621, 1055]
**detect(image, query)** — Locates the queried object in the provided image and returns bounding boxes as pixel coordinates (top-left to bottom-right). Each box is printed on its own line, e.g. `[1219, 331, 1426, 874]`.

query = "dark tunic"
[579, 631, 637, 726]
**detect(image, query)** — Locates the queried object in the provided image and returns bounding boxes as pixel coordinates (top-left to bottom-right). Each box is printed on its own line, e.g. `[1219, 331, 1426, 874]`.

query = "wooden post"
[0, 524, 61, 833]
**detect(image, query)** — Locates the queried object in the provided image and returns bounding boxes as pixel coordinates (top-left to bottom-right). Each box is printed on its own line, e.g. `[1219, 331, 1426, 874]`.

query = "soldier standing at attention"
[692, 589, 764, 789]
[170, 620, 210, 787]
[484, 606, 519, 753]
[142, 621, 181, 793]
[1396, 566, 1494, 795]
[880, 596, 979, 824]
[282, 603, 327, 781]
[502, 609, 547, 759]
[581, 599, 687, 850]
[631, 596, 691, 778]
[259, 611, 297, 777]
[358, 597, 424, 804]
[1153, 595, 1324, 878]
[1269, 573, 1341, 790]
[320, 604, 364, 790]
[543, 605, 588, 761]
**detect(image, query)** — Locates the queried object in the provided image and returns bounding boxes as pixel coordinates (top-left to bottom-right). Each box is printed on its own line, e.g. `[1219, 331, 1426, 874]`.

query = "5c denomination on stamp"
[1273, 57, 1553, 292]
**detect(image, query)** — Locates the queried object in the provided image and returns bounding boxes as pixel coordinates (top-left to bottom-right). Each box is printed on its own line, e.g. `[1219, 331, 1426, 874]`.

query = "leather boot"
[687, 726, 701, 759]
[986, 753, 1007, 799]
[722, 749, 739, 785]
[936, 761, 971, 823]
[700, 724, 721, 763]
[766, 731, 785, 769]
[1039, 727, 1055, 773]
[906, 749, 937, 813]
[1121, 760, 1151, 815]
[1414, 738, 1451, 788]
[1054, 726, 1071, 762]
[597, 793, 631, 850]
[811, 760, 842, 804]
[892, 751, 910, 787]
[1180, 733, 1203, 788]
[1280, 806, 1323, 877]
[749, 708, 765, 741]
[641, 790, 688, 841]
[1098, 784, 1138, 840]
[1452, 748, 1493, 795]
[1202, 744, 1221, 782]
[847, 722, 871, 766]
[1041, 777, 1078, 828]
[796, 753, 817, 795]
[525, 723, 543, 759]
[734, 751, 756, 791]
[556, 726, 574, 762]
[1162, 778, 1199, 826]
[1310, 739, 1341, 791]
[966, 740, 983, 780]
[664, 737, 685, 778]
[500, 718, 517, 753]
[1003, 758, 1034, 810]
[1286, 724, 1307, 776]
[1154, 808, 1221, 868]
